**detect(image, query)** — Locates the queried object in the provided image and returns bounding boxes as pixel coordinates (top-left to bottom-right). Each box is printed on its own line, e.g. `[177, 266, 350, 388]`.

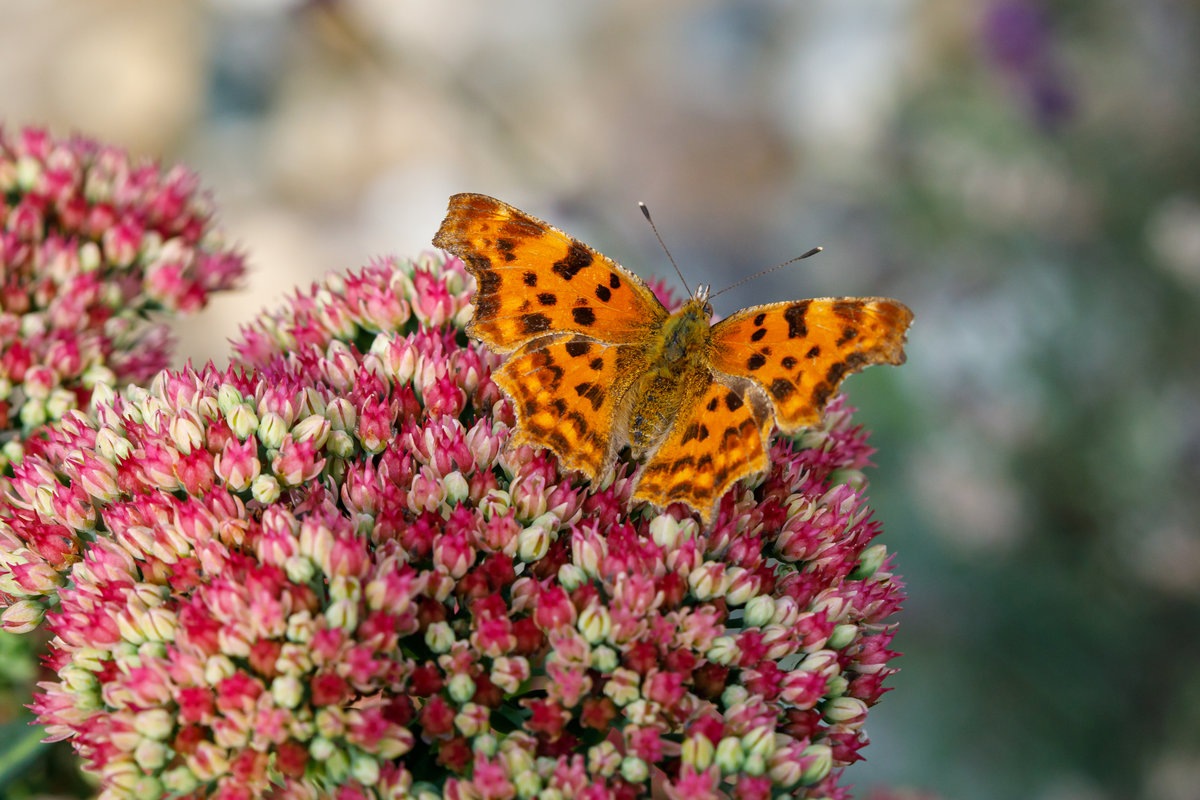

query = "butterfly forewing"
[433, 193, 669, 353]
[708, 298, 913, 433]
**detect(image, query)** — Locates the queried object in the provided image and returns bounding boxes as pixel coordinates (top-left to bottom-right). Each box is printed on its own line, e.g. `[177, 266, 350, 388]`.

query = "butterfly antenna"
[709, 246, 823, 299]
[638, 202, 691, 296]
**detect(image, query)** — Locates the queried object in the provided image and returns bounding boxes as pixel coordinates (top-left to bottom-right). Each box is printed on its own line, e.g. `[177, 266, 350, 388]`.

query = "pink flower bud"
[433, 531, 474, 579]
[780, 669, 827, 709]
[214, 435, 260, 492]
[8, 560, 64, 594]
[424, 374, 467, 419]
[271, 436, 325, 486]
[534, 585, 576, 631]
[100, 213, 141, 263]
[22, 365, 56, 399]
[1, 598, 46, 633]
[355, 395, 393, 454]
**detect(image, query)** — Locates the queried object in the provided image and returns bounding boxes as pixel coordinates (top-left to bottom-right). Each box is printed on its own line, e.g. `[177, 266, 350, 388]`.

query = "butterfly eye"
[703, 302, 714, 317]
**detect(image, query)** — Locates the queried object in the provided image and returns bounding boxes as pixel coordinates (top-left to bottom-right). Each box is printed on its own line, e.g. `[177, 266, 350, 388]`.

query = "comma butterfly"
[433, 193, 913, 524]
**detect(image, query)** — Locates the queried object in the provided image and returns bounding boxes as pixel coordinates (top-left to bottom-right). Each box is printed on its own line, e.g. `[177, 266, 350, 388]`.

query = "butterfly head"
[655, 284, 716, 365]
[689, 283, 714, 319]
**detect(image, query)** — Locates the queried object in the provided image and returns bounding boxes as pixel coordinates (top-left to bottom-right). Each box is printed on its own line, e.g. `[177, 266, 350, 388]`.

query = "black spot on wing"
[474, 295, 499, 318]
[785, 302, 810, 339]
[537, 293, 557, 306]
[572, 306, 596, 327]
[670, 456, 694, 474]
[751, 328, 767, 342]
[464, 253, 491, 274]
[641, 460, 667, 478]
[589, 357, 605, 371]
[552, 242, 593, 281]
[609, 273, 622, 290]
[573, 382, 606, 411]
[770, 379, 796, 401]
[826, 361, 849, 385]
[667, 480, 694, 497]
[747, 353, 766, 371]
[477, 271, 501, 293]
[753, 312, 766, 326]
[706, 396, 719, 412]
[548, 431, 571, 453]
[836, 327, 858, 346]
[565, 341, 591, 358]
[832, 300, 859, 319]
[566, 412, 591, 436]
[681, 423, 700, 444]
[521, 313, 552, 334]
[724, 392, 744, 412]
[595, 285, 612, 302]
[781, 356, 797, 370]
[805, 346, 820, 359]
[495, 238, 517, 262]
[812, 383, 831, 408]
[523, 272, 538, 287]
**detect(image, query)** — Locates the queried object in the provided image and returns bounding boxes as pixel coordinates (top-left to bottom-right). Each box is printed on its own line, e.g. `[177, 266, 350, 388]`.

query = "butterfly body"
[433, 193, 912, 524]
[620, 294, 713, 455]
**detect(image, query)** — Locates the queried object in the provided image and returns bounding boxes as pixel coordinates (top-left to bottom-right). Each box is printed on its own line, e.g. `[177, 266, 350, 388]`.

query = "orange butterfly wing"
[434, 193, 667, 481]
[495, 336, 648, 480]
[632, 370, 773, 524]
[432, 193, 668, 353]
[708, 298, 913, 432]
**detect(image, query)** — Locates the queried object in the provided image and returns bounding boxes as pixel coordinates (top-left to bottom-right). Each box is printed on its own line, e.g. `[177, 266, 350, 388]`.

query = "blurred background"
[2, 1, 1198, 798]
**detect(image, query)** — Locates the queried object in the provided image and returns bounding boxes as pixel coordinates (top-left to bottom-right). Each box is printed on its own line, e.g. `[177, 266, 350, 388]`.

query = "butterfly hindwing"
[496, 336, 647, 480]
[632, 370, 773, 524]
[433, 193, 669, 353]
[708, 298, 913, 433]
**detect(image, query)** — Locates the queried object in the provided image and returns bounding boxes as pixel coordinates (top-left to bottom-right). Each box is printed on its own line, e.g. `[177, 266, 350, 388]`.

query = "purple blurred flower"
[981, 1, 1075, 129]
[982, 0, 1050, 71]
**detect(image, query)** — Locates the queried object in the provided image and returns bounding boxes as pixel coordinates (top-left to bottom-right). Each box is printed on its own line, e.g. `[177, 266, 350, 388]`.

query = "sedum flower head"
[2, 252, 903, 799]
[0, 125, 244, 452]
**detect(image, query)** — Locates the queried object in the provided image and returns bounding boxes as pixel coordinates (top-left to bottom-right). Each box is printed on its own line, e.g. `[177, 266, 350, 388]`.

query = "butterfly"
[433, 193, 912, 525]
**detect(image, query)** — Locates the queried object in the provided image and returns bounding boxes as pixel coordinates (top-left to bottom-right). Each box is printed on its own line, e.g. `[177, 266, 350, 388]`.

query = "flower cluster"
[0, 125, 244, 457]
[1, 253, 902, 800]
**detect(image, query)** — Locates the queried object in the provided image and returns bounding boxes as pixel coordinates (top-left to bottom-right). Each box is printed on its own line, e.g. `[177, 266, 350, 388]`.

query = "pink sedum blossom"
[0, 125, 244, 453]
[2, 252, 903, 799]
